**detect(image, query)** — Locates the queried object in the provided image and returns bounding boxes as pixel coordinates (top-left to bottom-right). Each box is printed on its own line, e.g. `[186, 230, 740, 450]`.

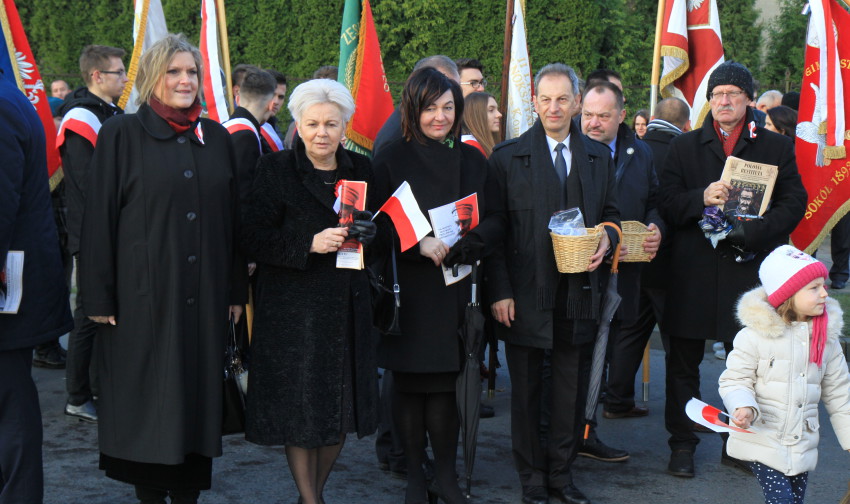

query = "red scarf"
[713, 118, 745, 157]
[810, 311, 828, 367]
[150, 95, 202, 133]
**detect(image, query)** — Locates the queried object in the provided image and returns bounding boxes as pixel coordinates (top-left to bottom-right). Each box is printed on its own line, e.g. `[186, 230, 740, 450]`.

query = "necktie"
[554, 143, 567, 185]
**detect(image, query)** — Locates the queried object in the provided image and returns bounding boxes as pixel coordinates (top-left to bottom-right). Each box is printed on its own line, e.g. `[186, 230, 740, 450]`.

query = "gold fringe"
[824, 145, 847, 160]
[48, 167, 64, 192]
[793, 199, 850, 254]
[0, 5, 25, 91]
[658, 46, 689, 97]
[118, 0, 150, 109]
[345, 6, 374, 152]
[819, 121, 828, 135]
[694, 101, 711, 129]
[845, 130, 850, 141]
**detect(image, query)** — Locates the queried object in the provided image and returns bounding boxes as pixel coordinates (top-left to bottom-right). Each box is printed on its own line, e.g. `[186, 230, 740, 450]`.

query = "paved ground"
[35, 241, 850, 504]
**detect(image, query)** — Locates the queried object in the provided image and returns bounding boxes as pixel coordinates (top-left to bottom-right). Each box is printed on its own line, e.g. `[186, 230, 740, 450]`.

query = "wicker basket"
[550, 226, 602, 273]
[620, 221, 653, 263]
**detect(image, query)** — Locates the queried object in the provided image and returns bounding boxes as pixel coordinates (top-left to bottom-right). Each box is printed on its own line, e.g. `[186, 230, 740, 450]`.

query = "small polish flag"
[374, 181, 432, 252]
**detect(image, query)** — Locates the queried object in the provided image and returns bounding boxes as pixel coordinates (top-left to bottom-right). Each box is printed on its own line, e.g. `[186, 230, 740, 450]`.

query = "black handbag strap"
[390, 230, 400, 308]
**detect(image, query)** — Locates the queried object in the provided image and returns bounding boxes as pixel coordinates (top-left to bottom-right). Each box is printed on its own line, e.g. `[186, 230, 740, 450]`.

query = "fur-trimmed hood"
[735, 286, 843, 340]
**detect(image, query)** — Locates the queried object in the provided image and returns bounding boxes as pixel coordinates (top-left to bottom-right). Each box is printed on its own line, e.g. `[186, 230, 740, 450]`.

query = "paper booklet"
[1, 251, 24, 314]
[427, 193, 479, 286]
[719, 156, 778, 217]
[336, 180, 368, 270]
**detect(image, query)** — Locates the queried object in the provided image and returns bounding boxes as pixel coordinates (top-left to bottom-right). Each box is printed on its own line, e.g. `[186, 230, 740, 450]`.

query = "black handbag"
[367, 231, 402, 335]
[222, 318, 247, 435]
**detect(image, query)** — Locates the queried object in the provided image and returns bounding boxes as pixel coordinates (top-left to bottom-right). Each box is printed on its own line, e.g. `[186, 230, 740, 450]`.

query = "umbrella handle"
[598, 222, 623, 273]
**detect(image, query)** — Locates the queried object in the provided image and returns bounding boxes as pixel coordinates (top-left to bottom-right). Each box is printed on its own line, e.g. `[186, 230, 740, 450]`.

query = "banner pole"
[649, 0, 666, 116]
[499, 0, 514, 142]
[215, 0, 234, 114]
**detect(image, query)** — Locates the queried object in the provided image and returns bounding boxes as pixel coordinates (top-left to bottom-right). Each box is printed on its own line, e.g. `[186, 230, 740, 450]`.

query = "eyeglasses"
[460, 79, 487, 89]
[709, 90, 745, 100]
[99, 69, 127, 77]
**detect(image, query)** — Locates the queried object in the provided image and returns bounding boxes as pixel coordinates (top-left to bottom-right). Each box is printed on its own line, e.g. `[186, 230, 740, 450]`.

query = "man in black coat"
[486, 63, 620, 504]
[56, 44, 127, 422]
[579, 82, 663, 431]
[658, 61, 806, 478]
[0, 68, 74, 503]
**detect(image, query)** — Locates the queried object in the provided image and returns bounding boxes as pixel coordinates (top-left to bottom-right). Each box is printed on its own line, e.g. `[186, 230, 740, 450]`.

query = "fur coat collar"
[735, 286, 843, 340]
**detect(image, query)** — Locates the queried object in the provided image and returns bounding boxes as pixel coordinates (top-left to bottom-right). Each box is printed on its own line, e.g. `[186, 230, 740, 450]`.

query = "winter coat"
[242, 138, 378, 448]
[611, 123, 663, 322]
[485, 119, 620, 349]
[658, 109, 807, 341]
[79, 103, 247, 465]
[56, 87, 123, 254]
[719, 287, 850, 475]
[0, 72, 73, 350]
[371, 136, 490, 373]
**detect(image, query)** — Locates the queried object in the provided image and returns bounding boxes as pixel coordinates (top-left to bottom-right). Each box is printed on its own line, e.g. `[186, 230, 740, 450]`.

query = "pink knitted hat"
[759, 245, 828, 308]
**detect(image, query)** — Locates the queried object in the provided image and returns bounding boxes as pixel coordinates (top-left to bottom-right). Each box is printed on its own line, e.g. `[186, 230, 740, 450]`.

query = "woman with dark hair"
[461, 91, 502, 157]
[80, 33, 246, 504]
[765, 105, 798, 139]
[371, 67, 490, 504]
[242, 78, 378, 504]
[632, 109, 649, 139]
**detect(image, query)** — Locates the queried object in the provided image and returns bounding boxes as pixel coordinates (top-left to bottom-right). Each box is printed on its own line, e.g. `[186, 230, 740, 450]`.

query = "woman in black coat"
[79, 34, 247, 504]
[371, 67, 490, 504]
[242, 78, 378, 504]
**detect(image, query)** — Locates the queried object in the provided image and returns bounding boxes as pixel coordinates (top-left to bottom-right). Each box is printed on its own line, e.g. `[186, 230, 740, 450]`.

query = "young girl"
[719, 244, 850, 503]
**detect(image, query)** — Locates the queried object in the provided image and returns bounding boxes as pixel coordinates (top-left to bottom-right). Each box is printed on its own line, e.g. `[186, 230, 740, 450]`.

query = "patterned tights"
[749, 461, 808, 504]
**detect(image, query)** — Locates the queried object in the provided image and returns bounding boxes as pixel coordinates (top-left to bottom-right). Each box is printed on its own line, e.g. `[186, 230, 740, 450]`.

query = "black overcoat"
[242, 140, 378, 448]
[371, 137, 490, 373]
[79, 104, 247, 465]
[658, 109, 807, 342]
[485, 120, 621, 349]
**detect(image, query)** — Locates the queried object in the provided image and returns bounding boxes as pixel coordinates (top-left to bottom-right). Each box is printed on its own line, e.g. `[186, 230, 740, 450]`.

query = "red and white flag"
[659, 0, 725, 128]
[200, 0, 229, 122]
[119, 0, 168, 113]
[375, 181, 432, 252]
[685, 398, 752, 434]
[789, 0, 850, 253]
[505, 0, 534, 139]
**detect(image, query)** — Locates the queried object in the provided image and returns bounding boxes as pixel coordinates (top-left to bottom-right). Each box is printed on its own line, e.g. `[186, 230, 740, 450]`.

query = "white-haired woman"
[243, 79, 379, 504]
[80, 33, 246, 504]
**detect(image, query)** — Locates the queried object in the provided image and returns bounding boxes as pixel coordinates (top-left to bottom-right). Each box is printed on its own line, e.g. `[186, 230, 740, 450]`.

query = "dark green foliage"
[717, 0, 763, 79]
[761, 0, 809, 91]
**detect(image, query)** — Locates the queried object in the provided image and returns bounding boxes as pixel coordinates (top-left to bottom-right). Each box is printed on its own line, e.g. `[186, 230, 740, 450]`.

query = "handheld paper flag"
[685, 398, 752, 434]
[375, 181, 432, 252]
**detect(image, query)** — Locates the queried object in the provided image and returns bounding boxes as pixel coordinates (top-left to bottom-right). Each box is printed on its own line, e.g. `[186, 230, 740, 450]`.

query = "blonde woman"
[461, 91, 501, 157]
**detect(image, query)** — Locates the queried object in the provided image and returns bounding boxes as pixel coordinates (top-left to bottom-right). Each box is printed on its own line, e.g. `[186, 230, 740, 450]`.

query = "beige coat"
[719, 287, 850, 475]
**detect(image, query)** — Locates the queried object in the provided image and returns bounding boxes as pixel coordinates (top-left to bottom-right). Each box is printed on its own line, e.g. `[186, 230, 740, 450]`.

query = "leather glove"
[442, 233, 485, 267]
[725, 215, 747, 247]
[346, 210, 376, 245]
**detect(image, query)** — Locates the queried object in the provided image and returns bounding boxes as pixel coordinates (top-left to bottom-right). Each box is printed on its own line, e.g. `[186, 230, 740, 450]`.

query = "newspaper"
[427, 193, 479, 286]
[1, 251, 24, 314]
[719, 156, 778, 217]
[335, 180, 368, 270]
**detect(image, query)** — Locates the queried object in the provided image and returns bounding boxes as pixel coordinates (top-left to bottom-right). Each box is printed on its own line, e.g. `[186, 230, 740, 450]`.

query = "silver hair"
[413, 55, 460, 82]
[534, 63, 580, 96]
[757, 89, 783, 108]
[287, 78, 355, 124]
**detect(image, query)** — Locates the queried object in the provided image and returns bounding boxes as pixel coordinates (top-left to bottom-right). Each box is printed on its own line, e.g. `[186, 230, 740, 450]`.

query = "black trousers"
[0, 347, 43, 504]
[374, 370, 407, 472]
[664, 336, 708, 451]
[66, 256, 99, 405]
[605, 286, 668, 413]
[505, 322, 591, 489]
[830, 214, 850, 283]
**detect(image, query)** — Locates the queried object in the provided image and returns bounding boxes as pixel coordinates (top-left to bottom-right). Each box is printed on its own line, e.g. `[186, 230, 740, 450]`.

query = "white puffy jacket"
[718, 287, 850, 475]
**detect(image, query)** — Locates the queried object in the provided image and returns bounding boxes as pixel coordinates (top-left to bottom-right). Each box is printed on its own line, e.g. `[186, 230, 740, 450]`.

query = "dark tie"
[554, 142, 567, 185]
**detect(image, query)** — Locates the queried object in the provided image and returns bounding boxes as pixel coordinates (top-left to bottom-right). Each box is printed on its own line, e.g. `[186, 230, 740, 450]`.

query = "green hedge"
[22, 0, 797, 113]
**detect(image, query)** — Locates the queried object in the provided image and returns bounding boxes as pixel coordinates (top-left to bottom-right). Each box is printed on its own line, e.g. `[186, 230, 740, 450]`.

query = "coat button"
[186, 297, 195, 306]
[798, 404, 803, 408]
[793, 435, 799, 439]
[188, 255, 197, 264]
[187, 212, 197, 221]
[184, 170, 194, 178]
[177, 136, 187, 144]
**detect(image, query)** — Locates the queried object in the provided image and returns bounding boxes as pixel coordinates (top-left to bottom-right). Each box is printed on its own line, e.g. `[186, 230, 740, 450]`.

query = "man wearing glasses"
[658, 61, 806, 478]
[55, 45, 129, 424]
[455, 58, 487, 97]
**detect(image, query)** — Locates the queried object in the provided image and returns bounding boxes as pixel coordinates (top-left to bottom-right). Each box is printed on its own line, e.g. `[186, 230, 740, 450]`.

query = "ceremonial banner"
[338, 0, 393, 156]
[200, 0, 230, 123]
[0, 0, 61, 188]
[505, 0, 533, 139]
[659, 0, 724, 128]
[790, 0, 850, 253]
[120, 0, 167, 113]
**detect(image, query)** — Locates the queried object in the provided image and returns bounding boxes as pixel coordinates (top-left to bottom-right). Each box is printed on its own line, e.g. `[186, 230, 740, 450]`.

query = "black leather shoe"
[577, 438, 629, 462]
[480, 403, 495, 418]
[602, 405, 648, 419]
[833, 280, 847, 289]
[667, 449, 695, 477]
[549, 483, 590, 504]
[33, 343, 66, 369]
[521, 486, 549, 504]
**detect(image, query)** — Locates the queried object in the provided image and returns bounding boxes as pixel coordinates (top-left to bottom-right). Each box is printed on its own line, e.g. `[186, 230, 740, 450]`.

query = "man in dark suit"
[579, 81, 663, 435]
[0, 67, 74, 503]
[486, 63, 620, 504]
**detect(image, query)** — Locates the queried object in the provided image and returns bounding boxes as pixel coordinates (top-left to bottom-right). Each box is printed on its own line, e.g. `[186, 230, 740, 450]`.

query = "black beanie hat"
[706, 61, 754, 101]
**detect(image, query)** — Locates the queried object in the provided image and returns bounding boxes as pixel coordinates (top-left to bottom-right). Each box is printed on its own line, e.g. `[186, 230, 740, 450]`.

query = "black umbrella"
[584, 223, 622, 439]
[455, 262, 485, 497]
